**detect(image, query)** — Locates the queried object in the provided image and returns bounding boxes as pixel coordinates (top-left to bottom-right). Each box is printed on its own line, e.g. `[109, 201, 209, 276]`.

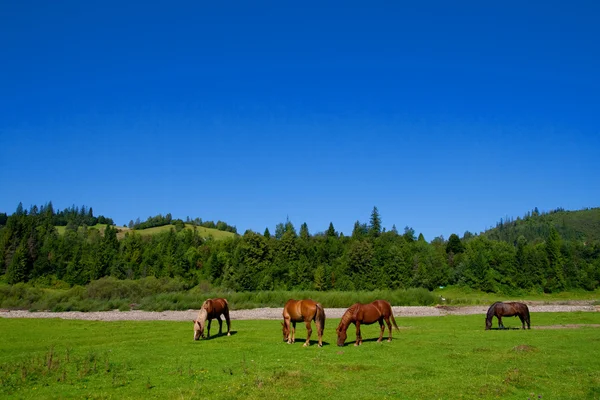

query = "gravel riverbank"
[1, 302, 598, 322]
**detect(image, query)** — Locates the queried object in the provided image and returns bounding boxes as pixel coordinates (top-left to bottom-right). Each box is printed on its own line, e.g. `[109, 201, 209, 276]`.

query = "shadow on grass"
[203, 330, 239, 340]
[338, 336, 396, 346]
[487, 327, 526, 331]
[283, 337, 331, 347]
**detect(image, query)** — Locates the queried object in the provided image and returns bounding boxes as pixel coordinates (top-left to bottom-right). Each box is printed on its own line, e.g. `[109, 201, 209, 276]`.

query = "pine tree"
[369, 206, 382, 237]
[299, 222, 310, 240]
[326, 222, 337, 238]
[352, 220, 367, 239]
[545, 226, 566, 291]
[275, 223, 285, 239]
[6, 242, 28, 283]
[446, 234, 464, 254]
[403, 226, 416, 242]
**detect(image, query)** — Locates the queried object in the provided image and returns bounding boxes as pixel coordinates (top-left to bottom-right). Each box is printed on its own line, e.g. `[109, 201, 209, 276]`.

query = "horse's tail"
[522, 303, 531, 326]
[390, 311, 400, 332]
[315, 302, 326, 333]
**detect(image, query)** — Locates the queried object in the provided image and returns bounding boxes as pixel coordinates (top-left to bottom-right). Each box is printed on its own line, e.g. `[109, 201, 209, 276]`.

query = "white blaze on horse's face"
[193, 320, 203, 340]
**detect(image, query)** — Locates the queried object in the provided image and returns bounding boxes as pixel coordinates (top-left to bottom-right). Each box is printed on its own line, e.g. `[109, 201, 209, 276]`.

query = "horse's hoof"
[318, 344, 323, 348]
[354, 343, 359, 347]
[303, 343, 308, 347]
[227, 333, 231, 336]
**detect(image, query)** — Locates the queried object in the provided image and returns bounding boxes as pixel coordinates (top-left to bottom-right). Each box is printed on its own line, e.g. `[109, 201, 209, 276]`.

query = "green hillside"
[482, 207, 600, 243]
[55, 223, 235, 240]
[130, 224, 236, 240]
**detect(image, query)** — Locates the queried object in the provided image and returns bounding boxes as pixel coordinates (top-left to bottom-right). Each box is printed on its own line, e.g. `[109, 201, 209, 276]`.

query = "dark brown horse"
[282, 299, 326, 347]
[485, 301, 530, 330]
[336, 300, 399, 346]
[193, 298, 231, 340]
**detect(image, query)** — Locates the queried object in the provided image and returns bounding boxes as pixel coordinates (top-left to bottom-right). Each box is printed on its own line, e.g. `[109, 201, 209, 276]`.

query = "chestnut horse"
[336, 300, 399, 346]
[282, 299, 326, 347]
[193, 298, 231, 340]
[485, 301, 530, 330]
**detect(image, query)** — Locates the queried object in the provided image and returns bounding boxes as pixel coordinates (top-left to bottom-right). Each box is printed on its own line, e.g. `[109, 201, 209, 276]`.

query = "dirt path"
[1, 303, 598, 322]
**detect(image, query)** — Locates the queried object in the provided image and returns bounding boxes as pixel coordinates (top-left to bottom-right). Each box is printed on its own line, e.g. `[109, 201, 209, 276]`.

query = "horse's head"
[193, 319, 204, 340]
[282, 322, 290, 342]
[336, 326, 347, 346]
[485, 317, 492, 330]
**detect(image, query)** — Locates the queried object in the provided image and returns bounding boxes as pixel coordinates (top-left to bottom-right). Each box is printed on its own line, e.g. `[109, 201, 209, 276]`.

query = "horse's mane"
[338, 303, 361, 330]
[196, 308, 208, 329]
[486, 302, 501, 321]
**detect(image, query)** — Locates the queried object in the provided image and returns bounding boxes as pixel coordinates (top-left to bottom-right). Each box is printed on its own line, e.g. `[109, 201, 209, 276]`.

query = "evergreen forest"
[1, 203, 599, 294]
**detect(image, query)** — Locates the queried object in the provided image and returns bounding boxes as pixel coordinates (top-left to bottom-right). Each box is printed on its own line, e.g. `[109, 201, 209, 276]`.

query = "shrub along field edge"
[1, 276, 598, 312]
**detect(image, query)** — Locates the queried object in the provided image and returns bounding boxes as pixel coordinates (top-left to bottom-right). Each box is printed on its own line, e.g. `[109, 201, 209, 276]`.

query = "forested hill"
[482, 207, 600, 244]
[1, 203, 599, 294]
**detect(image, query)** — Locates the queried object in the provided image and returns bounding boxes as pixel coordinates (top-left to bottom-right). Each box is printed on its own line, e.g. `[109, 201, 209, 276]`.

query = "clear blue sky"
[1, 1, 599, 240]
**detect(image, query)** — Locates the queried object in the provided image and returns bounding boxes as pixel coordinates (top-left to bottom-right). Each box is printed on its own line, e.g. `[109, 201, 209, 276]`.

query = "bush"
[0, 278, 439, 312]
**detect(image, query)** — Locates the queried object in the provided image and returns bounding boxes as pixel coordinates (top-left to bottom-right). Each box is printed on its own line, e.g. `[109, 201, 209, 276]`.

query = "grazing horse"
[485, 301, 530, 330]
[282, 299, 326, 347]
[336, 300, 399, 346]
[193, 298, 231, 340]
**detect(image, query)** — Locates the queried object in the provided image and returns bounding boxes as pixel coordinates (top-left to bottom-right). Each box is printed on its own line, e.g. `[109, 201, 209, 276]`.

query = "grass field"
[433, 286, 600, 305]
[2, 312, 600, 399]
[54, 224, 236, 240]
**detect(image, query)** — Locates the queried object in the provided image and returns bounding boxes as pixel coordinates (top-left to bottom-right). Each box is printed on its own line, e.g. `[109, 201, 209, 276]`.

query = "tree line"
[1, 204, 599, 293]
[128, 213, 237, 233]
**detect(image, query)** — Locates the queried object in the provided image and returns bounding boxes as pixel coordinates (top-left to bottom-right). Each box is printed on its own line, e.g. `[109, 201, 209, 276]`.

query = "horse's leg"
[303, 320, 312, 347]
[518, 314, 525, 330]
[497, 316, 504, 329]
[291, 321, 296, 344]
[376, 319, 384, 343]
[355, 322, 362, 346]
[225, 312, 232, 336]
[385, 316, 393, 342]
[207, 319, 212, 338]
[217, 315, 223, 335]
[284, 318, 292, 344]
[316, 317, 323, 347]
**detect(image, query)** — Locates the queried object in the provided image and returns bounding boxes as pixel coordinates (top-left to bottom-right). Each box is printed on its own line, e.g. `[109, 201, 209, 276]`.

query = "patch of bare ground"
[512, 345, 537, 352]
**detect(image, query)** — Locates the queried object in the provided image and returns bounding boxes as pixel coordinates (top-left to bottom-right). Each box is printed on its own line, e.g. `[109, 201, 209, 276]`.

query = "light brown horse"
[282, 299, 326, 347]
[193, 298, 231, 340]
[336, 300, 399, 346]
[485, 301, 530, 330]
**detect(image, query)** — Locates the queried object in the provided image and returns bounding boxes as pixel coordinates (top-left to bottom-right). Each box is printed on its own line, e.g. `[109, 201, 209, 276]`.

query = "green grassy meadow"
[125, 224, 235, 240]
[54, 224, 235, 240]
[1, 312, 600, 399]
